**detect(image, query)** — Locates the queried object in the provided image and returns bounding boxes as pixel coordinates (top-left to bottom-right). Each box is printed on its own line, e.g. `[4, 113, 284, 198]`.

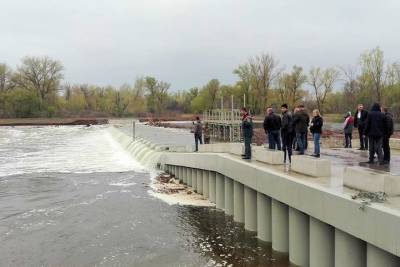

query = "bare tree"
[339, 65, 360, 109]
[277, 65, 307, 108]
[0, 63, 12, 92]
[13, 56, 64, 109]
[309, 67, 340, 113]
[234, 53, 281, 113]
[360, 47, 385, 102]
[144, 76, 170, 115]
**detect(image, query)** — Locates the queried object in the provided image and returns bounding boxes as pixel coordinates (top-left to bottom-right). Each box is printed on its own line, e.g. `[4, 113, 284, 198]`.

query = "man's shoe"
[242, 157, 251, 160]
[379, 161, 389, 166]
[312, 154, 320, 158]
[358, 147, 364, 150]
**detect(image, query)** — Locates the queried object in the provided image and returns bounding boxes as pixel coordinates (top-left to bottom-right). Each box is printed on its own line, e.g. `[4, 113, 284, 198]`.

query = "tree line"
[1, 47, 400, 120]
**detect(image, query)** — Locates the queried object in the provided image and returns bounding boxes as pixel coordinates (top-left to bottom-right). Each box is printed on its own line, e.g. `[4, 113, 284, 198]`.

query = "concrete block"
[228, 143, 244, 155]
[291, 155, 331, 177]
[198, 143, 228, 153]
[344, 167, 400, 196]
[253, 147, 284, 165]
[390, 138, 400, 150]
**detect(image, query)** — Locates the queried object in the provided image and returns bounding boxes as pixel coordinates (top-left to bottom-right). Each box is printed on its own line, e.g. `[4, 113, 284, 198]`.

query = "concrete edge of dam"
[109, 126, 400, 267]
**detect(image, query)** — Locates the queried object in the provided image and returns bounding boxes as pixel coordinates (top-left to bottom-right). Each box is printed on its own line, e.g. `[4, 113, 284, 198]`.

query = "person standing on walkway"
[193, 116, 203, 152]
[381, 106, 394, 164]
[292, 105, 309, 155]
[281, 104, 294, 163]
[241, 108, 253, 160]
[310, 109, 323, 158]
[354, 104, 369, 150]
[263, 107, 282, 150]
[364, 103, 386, 164]
[343, 112, 354, 148]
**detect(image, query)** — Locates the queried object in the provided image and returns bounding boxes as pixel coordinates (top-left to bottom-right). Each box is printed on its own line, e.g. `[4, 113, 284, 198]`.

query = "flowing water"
[0, 125, 290, 266]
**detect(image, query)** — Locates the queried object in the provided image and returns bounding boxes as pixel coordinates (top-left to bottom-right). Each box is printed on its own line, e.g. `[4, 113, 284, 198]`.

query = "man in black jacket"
[354, 104, 369, 150]
[364, 103, 386, 164]
[263, 107, 282, 150]
[292, 105, 309, 155]
[241, 107, 253, 160]
[281, 104, 294, 163]
[381, 106, 394, 164]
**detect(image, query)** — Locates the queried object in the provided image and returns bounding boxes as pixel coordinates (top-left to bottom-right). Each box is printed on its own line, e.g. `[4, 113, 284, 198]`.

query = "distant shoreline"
[0, 118, 109, 126]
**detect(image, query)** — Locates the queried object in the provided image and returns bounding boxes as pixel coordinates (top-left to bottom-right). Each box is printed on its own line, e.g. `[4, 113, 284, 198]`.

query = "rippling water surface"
[0, 125, 290, 266]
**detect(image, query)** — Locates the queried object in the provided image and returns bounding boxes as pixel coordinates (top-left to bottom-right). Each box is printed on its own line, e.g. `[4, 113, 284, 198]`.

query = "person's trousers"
[296, 132, 306, 155]
[282, 132, 293, 162]
[268, 130, 282, 150]
[313, 133, 321, 155]
[194, 134, 202, 151]
[304, 130, 308, 149]
[345, 133, 352, 148]
[368, 137, 383, 163]
[358, 126, 368, 149]
[244, 136, 252, 158]
[383, 136, 391, 162]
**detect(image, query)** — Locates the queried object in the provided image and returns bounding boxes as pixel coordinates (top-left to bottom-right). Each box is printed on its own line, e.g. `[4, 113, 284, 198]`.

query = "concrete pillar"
[233, 181, 244, 223]
[335, 228, 366, 267]
[209, 171, 216, 203]
[182, 167, 187, 184]
[224, 176, 234, 215]
[192, 168, 197, 191]
[244, 186, 257, 231]
[367, 244, 400, 267]
[187, 168, 192, 186]
[216, 173, 225, 209]
[202, 170, 209, 198]
[289, 207, 309, 267]
[197, 169, 203, 194]
[310, 217, 334, 267]
[271, 199, 289, 253]
[178, 167, 183, 183]
[257, 192, 272, 242]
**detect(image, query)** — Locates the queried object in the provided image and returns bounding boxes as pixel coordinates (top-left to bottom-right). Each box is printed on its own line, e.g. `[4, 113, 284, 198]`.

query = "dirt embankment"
[0, 118, 109, 126]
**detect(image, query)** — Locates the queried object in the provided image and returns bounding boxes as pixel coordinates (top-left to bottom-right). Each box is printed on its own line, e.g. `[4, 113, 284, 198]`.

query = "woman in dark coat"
[309, 109, 323, 158]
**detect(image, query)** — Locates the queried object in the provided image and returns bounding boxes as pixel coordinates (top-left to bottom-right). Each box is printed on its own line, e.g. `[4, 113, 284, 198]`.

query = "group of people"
[342, 103, 394, 165]
[241, 104, 323, 162]
[194, 102, 394, 166]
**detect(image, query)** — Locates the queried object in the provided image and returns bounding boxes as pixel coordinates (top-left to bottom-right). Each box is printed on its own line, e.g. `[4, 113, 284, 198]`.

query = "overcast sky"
[1, 0, 399, 90]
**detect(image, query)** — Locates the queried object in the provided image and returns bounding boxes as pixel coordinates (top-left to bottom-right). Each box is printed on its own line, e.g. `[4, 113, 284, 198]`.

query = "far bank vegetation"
[1, 47, 399, 121]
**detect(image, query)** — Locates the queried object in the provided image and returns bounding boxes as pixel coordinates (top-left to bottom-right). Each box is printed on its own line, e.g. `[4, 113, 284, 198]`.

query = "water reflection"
[177, 206, 290, 267]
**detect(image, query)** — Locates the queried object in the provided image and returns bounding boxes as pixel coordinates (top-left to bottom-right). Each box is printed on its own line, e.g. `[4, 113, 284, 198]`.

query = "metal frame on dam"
[110, 125, 400, 267]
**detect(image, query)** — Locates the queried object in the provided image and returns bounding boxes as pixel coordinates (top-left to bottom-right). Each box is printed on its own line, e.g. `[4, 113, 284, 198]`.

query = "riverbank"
[0, 118, 109, 126]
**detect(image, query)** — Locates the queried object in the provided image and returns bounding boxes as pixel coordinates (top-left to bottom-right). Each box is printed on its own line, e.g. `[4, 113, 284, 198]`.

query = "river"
[0, 124, 290, 266]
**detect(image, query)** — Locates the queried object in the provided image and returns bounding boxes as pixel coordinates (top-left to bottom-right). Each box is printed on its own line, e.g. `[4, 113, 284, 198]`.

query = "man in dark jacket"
[292, 105, 309, 155]
[193, 116, 203, 152]
[354, 104, 369, 150]
[263, 107, 282, 150]
[381, 106, 394, 164]
[364, 103, 386, 164]
[241, 108, 253, 160]
[281, 104, 294, 163]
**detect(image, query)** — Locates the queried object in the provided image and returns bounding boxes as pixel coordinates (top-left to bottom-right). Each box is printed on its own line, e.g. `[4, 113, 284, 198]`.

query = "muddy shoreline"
[0, 118, 109, 126]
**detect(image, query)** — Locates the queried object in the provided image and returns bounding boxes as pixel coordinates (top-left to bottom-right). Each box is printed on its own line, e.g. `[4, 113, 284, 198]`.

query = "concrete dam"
[110, 125, 400, 267]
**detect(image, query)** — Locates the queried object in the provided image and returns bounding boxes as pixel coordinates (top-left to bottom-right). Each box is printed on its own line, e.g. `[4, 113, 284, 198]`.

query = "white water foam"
[0, 126, 144, 177]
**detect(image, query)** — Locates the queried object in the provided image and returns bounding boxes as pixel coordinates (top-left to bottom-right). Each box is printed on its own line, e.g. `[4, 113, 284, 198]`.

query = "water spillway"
[110, 126, 400, 267]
